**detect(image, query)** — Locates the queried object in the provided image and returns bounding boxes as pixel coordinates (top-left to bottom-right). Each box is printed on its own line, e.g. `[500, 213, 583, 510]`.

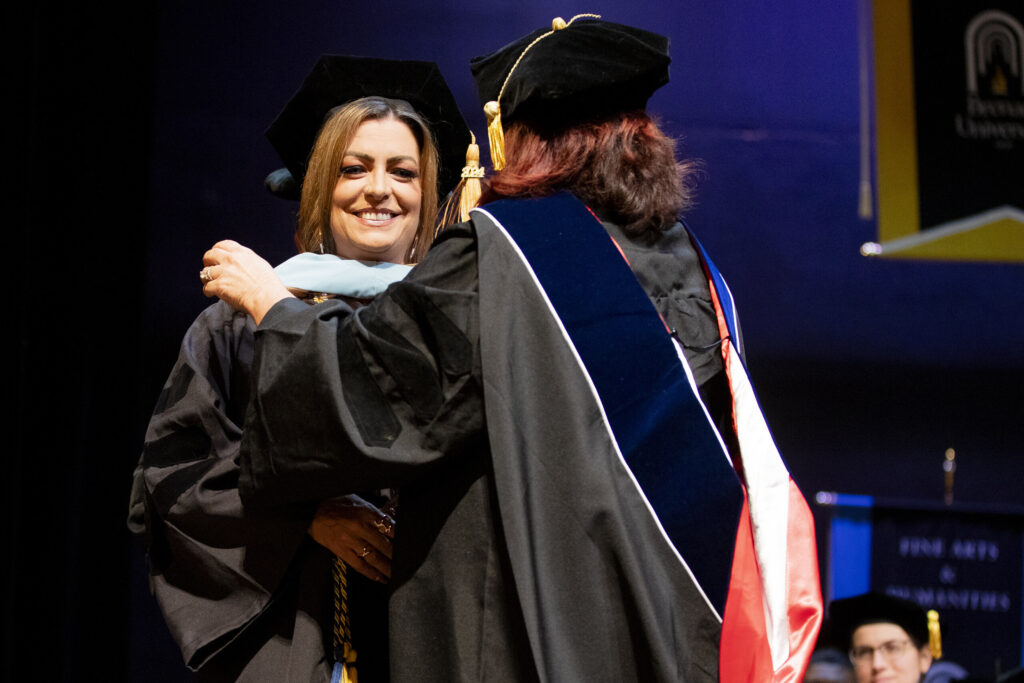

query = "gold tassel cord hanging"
[456, 133, 485, 221]
[857, 0, 874, 221]
[437, 131, 487, 231]
[333, 557, 359, 683]
[927, 609, 942, 660]
[483, 13, 601, 171]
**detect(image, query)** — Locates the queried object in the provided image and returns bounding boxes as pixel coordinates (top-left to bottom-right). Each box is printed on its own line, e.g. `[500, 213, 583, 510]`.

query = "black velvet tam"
[469, 17, 670, 126]
[829, 592, 931, 650]
[265, 55, 470, 200]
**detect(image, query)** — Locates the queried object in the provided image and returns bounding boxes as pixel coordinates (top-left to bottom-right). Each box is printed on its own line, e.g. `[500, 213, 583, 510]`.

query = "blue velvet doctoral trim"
[688, 233, 741, 354]
[482, 193, 744, 616]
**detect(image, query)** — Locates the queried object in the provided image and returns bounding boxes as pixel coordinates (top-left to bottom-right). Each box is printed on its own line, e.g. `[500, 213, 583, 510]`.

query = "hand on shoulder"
[201, 240, 295, 324]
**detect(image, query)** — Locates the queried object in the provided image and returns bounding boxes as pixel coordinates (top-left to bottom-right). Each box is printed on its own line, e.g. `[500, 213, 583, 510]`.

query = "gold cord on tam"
[484, 13, 601, 170]
[927, 609, 942, 660]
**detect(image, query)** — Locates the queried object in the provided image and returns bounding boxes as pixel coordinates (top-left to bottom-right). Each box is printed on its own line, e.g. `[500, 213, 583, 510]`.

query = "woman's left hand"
[201, 240, 294, 324]
[310, 495, 395, 583]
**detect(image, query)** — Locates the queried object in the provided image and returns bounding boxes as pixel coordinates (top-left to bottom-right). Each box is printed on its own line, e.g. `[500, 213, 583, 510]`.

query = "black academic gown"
[128, 300, 389, 682]
[240, 195, 734, 682]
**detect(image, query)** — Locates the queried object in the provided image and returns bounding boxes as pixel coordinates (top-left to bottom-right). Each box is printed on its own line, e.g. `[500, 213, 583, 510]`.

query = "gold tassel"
[927, 609, 942, 660]
[342, 641, 358, 683]
[334, 558, 358, 682]
[457, 133, 485, 220]
[484, 101, 505, 171]
[437, 132, 487, 231]
[460, 132, 483, 218]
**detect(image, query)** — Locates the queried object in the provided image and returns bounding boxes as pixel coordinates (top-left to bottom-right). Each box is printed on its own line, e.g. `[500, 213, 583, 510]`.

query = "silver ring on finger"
[358, 546, 371, 558]
[200, 267, 213, 284]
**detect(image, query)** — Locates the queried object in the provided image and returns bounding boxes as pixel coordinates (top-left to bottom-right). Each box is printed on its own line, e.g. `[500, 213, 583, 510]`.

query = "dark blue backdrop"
[9, 1, 1022, 681]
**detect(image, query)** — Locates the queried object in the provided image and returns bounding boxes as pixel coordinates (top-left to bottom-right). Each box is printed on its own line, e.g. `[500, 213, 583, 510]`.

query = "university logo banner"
[863, 0, 1024, 262]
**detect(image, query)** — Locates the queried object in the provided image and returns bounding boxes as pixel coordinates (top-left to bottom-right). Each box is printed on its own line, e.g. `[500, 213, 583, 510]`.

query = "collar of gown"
[274, 252, 413, 299]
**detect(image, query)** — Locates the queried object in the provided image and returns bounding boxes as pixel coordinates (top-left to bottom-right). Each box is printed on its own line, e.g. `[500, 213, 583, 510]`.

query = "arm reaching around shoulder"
[240, 224, 484, 507]
[203, 240, 295, 324]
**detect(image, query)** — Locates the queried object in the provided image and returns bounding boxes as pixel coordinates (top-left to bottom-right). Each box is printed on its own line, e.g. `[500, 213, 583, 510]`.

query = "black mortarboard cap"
[265, 55, 470, 200]
[829, 593, 931, 650]
[469, 16, 670, 126]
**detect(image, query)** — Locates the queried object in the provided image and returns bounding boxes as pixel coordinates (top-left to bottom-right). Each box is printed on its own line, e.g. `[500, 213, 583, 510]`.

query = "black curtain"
[7, 3, 157, 680]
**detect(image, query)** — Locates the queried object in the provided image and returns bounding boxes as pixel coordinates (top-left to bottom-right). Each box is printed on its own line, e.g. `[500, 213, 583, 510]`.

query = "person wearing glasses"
[830, 593, 941, 683]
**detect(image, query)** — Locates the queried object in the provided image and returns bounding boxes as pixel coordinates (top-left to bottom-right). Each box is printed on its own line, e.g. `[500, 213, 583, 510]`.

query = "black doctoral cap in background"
[264, 55, 470, 200]
[829, 592, 939, 655]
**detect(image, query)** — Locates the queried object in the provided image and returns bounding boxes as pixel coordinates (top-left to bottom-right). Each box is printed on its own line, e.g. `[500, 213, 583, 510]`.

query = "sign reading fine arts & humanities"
[865, 0, 1024, 262]
[871, 506, 1023, 676]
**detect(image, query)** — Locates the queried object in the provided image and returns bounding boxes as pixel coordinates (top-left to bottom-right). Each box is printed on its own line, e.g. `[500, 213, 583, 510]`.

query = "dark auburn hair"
[484, 110, 699, 234]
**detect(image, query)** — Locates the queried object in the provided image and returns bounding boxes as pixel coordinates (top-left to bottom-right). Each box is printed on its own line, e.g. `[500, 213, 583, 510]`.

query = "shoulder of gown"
[128, 299, 314, 670]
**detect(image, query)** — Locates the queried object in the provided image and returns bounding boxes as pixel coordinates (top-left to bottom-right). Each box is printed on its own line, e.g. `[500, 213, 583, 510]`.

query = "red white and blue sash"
[476, 193, 822, 682]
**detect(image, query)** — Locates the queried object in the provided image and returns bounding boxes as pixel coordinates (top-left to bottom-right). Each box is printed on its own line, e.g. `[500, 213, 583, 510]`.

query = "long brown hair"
[295, 96, 439, 262]
[485, 111, 699, 234]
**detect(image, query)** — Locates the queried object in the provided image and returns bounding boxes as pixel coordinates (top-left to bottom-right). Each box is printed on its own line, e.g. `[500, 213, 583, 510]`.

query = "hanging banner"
[871, 507, 1022, 677]
[864, 0, 1024, 262]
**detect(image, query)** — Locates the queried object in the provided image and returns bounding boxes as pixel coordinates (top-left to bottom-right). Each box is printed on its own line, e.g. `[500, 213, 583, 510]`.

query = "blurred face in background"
[850, 623, 931, 683]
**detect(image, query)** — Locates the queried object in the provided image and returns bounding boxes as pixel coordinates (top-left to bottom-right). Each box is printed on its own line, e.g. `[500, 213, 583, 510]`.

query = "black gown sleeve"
[239, 225, 483, 509]
[127, 301, 314, 669]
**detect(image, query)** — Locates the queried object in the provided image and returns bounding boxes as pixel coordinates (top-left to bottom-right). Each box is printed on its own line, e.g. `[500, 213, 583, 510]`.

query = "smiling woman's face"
[329, 116, 422, 264]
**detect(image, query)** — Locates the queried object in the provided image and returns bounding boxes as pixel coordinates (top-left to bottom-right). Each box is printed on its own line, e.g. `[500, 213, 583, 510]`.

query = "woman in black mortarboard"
[128, 55, 469, 683]
[465, 14, 726, 410]
[204, 15, 821, 682]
